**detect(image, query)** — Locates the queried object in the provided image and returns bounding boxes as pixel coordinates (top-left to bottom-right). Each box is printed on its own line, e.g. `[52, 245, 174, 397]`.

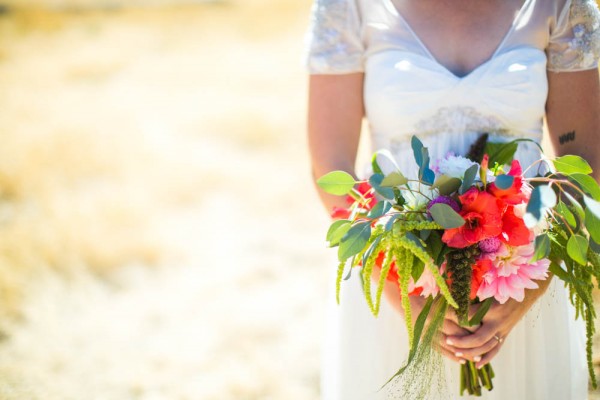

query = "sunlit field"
[0, 1, 598, 399]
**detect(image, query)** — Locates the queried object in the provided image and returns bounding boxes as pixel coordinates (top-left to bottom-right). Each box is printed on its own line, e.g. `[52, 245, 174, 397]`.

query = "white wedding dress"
[305, 0, 600, 399]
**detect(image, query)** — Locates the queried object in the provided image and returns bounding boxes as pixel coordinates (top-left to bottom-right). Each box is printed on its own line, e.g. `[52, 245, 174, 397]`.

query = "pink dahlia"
[476, 242, 550, 304]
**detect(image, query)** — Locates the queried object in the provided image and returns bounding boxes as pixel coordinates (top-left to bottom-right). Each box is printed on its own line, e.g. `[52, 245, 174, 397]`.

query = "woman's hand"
[444, 275, 554, 368]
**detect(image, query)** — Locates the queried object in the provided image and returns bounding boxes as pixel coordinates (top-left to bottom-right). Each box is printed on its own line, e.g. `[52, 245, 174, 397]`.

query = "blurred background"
[0, 0, 597, 399]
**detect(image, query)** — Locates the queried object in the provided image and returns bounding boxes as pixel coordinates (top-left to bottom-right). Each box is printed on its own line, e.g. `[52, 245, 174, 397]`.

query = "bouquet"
[317, 134, 600, 397]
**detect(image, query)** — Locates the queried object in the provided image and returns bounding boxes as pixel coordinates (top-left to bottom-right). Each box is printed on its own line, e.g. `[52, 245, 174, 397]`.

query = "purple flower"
[427, 196, 460, 213]
[479, 237, 501, 253]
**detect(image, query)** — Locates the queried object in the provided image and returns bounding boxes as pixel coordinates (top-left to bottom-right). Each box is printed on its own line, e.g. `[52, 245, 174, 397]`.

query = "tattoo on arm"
[558, 130, 575, 145]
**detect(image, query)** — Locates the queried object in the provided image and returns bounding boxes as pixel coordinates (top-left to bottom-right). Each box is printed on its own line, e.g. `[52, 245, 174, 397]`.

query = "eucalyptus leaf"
[555, 201, 577, 228]
[375, 150, 401, 175]
[385, 213, 400, 231]
[317, 171, 357, 195]
[381, 172, 408, 187]
[326, 220, 351, 246]
[494, 174, 514, 190]
[433, 175, 462, 195]
[524, 185, 557, 228]
[411, 136, 424, 167]
[584, 195, 600, 220]
[531, 234, 550, 262]
[553, 155, 593, 175]
[569, 173, 600, 200]
[460, 165, 479, 194]
[429, 203, 466, 229]
[563, 191, 585, 221]
[368, 201, 392, 219]
[338, 221, 371, 262]
[585, 207, 600, 244]
[567, 234, 588, 266]
[369, 174, 395, 200]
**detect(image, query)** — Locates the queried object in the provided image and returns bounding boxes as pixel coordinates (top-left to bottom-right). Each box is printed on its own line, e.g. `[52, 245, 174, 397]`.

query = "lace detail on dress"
[305, 0, 364, 73]
[548, 0, 600, 71]
[411, 106, 509, 138]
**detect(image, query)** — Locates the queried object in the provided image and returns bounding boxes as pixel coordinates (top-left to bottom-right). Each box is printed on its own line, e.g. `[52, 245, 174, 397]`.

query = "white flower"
[436, 154, 479, 179]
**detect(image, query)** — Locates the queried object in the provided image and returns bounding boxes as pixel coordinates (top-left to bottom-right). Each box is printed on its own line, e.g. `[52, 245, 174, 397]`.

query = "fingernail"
[473, 356, 481, 362]
[446, 338, 453, 345]
[455, 352, 463, 357]
[459, 359, 466, 365]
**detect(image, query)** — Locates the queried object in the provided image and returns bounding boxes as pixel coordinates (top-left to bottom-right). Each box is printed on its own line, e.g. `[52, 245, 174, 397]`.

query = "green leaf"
[494, 174, 514, 190]
[563, 191, 585, 221]
[411, 136, 424, 167]
[569, 173, 600, 200]
[411, 259, 425, 282]
[381, 172, 408, 187]
[429, 203, 466, 229]
[531, 234, 550, 262]
[338, 221, 371, 262]
[368, 201, 392, 219]
[584, 195, 600, 220]
[555, 201, 577, 228]
[317, 171, 357, 195]
[432, 175, 462, 196]
[486, 141, 518, 166]
[553, 155, 593, 175]
[326, 220, 351, 246]
[371, 153, 383, 175]
[460, 165, 479, 194]
[369, 174, 395, 200]
[468, 298, 493, 327]
[524, 185, 557, 228]
[567, 234, 588, 265]
[410, 136, 435, 185]
[585, 207, 600, 244]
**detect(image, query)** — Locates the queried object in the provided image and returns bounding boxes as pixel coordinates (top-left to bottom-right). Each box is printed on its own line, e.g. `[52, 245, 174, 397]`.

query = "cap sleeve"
[547, 0, 600, 72]
[304, 0, 364, 74]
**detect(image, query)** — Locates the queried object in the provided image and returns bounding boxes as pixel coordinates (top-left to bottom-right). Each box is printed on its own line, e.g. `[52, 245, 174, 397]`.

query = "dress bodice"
[305, 0, 600, 169]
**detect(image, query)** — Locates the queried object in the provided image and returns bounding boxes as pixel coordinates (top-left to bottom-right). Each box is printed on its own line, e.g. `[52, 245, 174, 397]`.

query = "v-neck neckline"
[384, 0, 532, 79]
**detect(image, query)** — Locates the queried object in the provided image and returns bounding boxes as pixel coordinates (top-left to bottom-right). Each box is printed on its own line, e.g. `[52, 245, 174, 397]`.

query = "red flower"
[330, 182, 377, 219]
[331, 207, 351, 219]
[471, 258, 492, 300]
[442, 188, 503, 248]
[488, 160, 528, 205]
[499, 206, 531, 246]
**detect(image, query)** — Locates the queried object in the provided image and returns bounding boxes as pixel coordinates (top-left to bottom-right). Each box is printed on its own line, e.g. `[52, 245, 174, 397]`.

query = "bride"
[305, 0, 600, 399]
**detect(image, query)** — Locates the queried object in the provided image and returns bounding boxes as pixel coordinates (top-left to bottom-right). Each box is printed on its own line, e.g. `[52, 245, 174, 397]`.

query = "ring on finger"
[493, 334, 503, 343]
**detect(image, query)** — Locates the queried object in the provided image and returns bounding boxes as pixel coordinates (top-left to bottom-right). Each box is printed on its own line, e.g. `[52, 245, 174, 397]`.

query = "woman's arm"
[309, 73, 472, 360]
[445, 69, 600, 368]
[308, 73, 365, 213]
[546, 69, 600, 177]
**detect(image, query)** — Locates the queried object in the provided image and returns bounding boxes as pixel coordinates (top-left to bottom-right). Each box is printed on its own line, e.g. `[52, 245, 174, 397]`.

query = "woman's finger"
[446, 323, 498, 349]
[434, 342, 466, 365]
[441, 319, 471, 337]
[448, 336, 499, 362]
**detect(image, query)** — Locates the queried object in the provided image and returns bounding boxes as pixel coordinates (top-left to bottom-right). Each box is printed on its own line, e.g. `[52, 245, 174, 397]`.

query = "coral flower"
[499, 206, 532, 246]
[488, 160, 528, 205]
[372, 251, 429, 296]
[442, 188, 503, 248]
[471, 258, 492, 300]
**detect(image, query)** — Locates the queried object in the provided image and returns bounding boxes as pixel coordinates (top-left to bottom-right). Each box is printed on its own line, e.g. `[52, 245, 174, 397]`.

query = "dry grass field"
[0, 1, 597, 399]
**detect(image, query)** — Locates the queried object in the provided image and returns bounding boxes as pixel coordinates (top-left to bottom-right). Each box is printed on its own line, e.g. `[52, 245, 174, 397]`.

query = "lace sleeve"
[547, 0, 600, 72]
[304, 0, 364, 74]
